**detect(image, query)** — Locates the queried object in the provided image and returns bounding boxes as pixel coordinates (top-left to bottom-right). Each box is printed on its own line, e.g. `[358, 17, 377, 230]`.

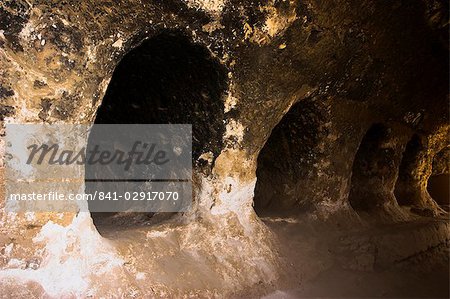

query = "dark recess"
[253, 98, 326, 216]
[87, 31, 228, 230]
[348, 123, 394, 211]
[94, 31, 228, 160]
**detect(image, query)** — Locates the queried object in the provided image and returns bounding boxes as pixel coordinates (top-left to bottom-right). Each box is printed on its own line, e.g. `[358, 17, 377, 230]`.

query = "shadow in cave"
[428, 148, 450, 211]
[394, 134, 424, 207]
[253, 98, 326, 218]
[428, 174, 450, 211]
[348, 123, 399, 212]
[86, 31, 227, 231]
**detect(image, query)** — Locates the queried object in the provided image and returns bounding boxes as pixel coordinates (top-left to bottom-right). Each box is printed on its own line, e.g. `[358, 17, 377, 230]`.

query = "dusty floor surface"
[0, 208, 449, 298]
[90, 210, 449, 298]
[260, 215, 450, 299]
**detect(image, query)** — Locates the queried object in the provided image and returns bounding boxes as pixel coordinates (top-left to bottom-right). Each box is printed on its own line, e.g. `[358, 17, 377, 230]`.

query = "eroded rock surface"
[0, 0, 448, 297]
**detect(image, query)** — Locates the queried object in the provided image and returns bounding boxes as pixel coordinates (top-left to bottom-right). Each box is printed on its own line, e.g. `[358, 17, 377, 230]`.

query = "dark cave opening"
[427, 148, 450, 211]
[253, 98, 326, 217]
[395, 134, 424, 206]
[348, 123, 398, 211]
[86, 31, 227, 230]
[427, 174, 450, 210]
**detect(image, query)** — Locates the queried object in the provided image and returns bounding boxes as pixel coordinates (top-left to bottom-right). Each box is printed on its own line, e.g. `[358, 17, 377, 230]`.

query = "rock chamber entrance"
[86, 31, 227, 231]
[428, 147, 450, 211]
[394, 134, 424, 207]
[348, 123, 399, 212]
[253, 98, 326, 217]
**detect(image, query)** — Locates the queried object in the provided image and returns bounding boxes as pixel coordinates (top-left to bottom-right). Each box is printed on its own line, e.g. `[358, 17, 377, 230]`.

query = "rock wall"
[0, 0, 448, 297]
